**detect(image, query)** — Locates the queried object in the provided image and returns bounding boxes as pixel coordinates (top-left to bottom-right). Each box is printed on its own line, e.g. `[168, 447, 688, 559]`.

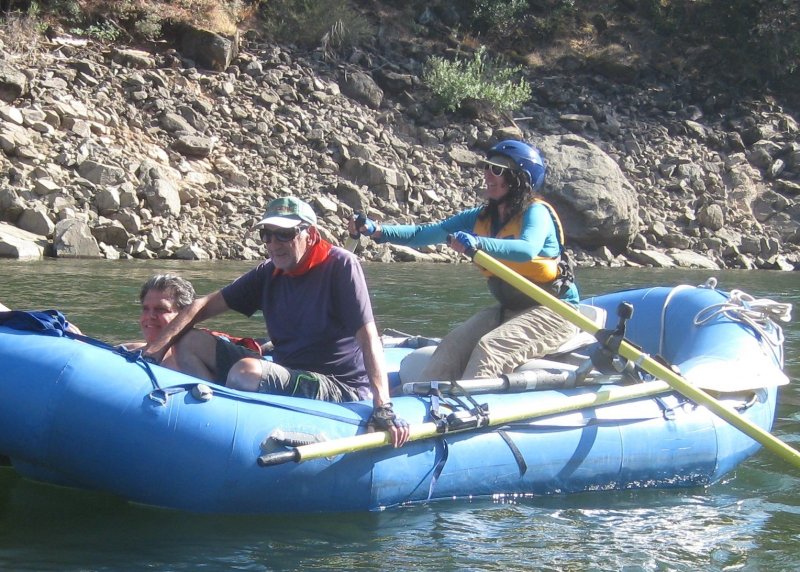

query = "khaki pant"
[420, 304, 579, 382]
[257, 361, 364, 402]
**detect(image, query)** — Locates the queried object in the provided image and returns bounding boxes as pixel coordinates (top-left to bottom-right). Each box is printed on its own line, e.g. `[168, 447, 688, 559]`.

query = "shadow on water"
[1, 465, 797, 572]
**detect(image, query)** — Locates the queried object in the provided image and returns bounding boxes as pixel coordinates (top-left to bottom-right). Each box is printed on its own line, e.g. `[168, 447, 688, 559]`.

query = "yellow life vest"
[473, 200, 566, 284]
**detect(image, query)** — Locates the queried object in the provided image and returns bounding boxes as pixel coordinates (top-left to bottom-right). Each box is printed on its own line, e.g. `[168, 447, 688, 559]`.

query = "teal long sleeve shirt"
[376, 203, 579, 303]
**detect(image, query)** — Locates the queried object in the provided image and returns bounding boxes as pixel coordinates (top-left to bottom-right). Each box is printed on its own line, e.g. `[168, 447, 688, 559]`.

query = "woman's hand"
[348, 212, 381, 239]
[448, 231, 481, 257]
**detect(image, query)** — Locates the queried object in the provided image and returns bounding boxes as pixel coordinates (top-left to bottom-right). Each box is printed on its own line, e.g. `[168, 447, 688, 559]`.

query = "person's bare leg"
[165, 329, 219, 381]
[227, 357, 266, 391]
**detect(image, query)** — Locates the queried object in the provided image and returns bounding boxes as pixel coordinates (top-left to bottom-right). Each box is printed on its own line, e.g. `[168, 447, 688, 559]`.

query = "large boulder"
[339, 70, 383, 109]
[53, 218, 102, 258]
[179, 26, 239, 71]
[142, 178, 181, 217]
[0, 61, 27, 102]
[538, 135, 639, 252]
[0, 222, 45, 259]
[17, 206, 54, 236]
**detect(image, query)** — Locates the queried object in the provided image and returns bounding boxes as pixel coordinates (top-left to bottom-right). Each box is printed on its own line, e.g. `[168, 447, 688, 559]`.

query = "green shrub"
[644, 1, 800, 83]
[70, 21, 120, 42]
[258, 0, 372, 51]
[423, 45, 531, 112]
[0, 7, 44, 58]
[133, 12, 162, 41]
[436, 0, 577, 48]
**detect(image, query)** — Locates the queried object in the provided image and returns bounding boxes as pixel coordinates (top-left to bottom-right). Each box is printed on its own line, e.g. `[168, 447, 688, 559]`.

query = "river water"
[0, 259, 798, 571]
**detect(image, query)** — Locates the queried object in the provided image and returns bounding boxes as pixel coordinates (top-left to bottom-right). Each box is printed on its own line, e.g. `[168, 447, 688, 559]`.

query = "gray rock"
[111, 210, 143, 235]
[95, 187, 121, 215]
[142, 178, 181, 218]
[172, 135, 214, 158]
[335, 181, 369, 212]
[32, 178, 60, 196]
[179, 27, 239, 72]
[342, 158, 409, 200]
[627, 249, 675, 268]
[668, 249, 720, 269]
[53, 218, 102, 258]
[538, 135, 639, 252]
[0, 61, 27, 102]
[0, 188, 25, 222]
[77, 160, 125, 186]
[340, 70, 383, 109]
[110, 48, 156, 69]
[18, 206, 54, 236]
[0, 221, 45, 259]
[0, 104, 23, 124]
[161, 112, 195, 133]
[91, 220, 130, 249]
[174, 243, 210, 260]
[373, 69, 415, 94]
[697, 203, 724, 231]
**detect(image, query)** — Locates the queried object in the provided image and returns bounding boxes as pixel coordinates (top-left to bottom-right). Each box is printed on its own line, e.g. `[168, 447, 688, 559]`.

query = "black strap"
[498, 430, 528, 476]
[426, 438, 450, 501]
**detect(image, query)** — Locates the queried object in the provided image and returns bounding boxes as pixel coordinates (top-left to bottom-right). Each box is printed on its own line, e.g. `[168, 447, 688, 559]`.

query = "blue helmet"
[488, 140, 546, 191]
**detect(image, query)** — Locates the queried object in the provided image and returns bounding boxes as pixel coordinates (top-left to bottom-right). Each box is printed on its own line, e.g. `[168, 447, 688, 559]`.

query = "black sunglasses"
[484, 164, 507, 177]
[259, 225, 307, 243]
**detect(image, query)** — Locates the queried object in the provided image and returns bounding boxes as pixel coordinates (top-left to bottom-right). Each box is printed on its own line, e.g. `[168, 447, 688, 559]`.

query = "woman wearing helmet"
[349, 139, 579, 383]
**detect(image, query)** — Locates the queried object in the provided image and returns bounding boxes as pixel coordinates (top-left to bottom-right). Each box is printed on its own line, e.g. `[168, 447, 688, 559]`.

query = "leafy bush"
[70, 21, 120, 42]
[257, 0, 372, 51]
[2, 0, 248, 40]
[640, 0, 799, 82]
[423, 46, 531, 112]
[425, 0, 577, 49]
[0, 5, 45, 58]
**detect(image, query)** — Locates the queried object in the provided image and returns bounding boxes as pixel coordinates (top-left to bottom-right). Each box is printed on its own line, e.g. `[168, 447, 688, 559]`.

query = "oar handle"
[258, 449, 300, 467]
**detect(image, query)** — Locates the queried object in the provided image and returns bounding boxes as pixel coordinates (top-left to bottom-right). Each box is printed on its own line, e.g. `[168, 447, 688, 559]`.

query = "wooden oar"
[258, 379, 671, 466]
[472, 250, 800, 470]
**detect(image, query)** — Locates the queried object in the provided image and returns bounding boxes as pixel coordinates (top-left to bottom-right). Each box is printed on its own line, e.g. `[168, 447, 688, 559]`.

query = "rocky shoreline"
[0, 21, 798, 272]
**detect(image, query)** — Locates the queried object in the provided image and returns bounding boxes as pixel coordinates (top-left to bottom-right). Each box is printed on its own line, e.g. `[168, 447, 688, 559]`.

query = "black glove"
[368, 402, 409, 431]
[352, 212, 378, 237]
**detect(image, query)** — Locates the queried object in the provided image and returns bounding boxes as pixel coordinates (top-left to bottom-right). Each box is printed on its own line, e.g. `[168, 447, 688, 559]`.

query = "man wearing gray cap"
[144, 196, 409, 448]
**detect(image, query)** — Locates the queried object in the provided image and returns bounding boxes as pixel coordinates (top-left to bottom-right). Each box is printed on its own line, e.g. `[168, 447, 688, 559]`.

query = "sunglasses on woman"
[259, 225, 308, 243]
[484, 164, 507, 177]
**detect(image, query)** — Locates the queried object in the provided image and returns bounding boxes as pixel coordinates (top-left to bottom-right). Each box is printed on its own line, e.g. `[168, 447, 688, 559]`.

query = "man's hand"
[368, 402, 410, 448]
[142, 342, 167, 365]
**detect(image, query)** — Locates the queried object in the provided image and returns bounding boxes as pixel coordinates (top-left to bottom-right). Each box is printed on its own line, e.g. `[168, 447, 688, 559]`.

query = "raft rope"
[694, 277, 791, 364]
[654, 277, 790, 372]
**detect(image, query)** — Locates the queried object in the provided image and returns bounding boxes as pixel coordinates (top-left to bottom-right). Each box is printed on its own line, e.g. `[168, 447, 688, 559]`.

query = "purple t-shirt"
[221, 246, 374, 389]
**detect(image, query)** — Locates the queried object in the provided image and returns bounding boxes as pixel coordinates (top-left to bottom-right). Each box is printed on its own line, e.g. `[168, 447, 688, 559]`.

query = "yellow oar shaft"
[260, 380, 670, 465]
[473, 250, 800, 470]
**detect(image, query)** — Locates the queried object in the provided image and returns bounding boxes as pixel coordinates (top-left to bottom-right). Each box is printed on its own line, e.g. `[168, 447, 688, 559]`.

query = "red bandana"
[273, 238, 333, 277]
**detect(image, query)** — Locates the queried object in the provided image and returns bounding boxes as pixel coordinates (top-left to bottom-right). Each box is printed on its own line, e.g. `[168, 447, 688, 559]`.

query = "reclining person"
[122, 274, 261, 385]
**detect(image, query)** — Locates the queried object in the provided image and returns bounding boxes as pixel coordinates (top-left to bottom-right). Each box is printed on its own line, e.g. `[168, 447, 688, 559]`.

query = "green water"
[0, 259, 798, 571]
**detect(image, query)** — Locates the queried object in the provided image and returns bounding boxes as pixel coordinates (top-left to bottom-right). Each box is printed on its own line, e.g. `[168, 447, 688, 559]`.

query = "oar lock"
[438, 403, 491, 432]
[589, 302, 640, 382]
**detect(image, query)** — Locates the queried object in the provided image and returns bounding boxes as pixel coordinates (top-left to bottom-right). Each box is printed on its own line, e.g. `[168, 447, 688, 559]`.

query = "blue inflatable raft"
[0, 282, 790, 514]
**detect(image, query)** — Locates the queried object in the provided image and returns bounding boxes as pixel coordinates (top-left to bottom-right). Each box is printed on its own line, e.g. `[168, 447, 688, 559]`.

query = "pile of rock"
[0, 18, 797, 272]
